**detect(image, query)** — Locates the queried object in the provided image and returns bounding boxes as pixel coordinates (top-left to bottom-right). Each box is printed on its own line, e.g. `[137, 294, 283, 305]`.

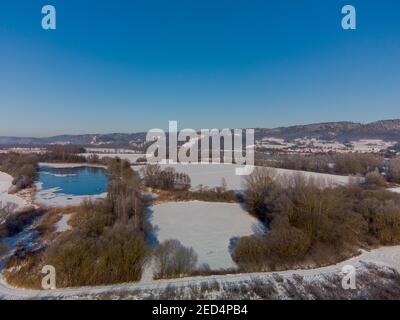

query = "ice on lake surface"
[35, 165, 109, 207]
[38, 166, 108, 196]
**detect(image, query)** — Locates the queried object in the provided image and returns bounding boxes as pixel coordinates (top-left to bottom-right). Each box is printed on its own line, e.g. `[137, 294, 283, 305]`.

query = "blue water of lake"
[38, 166, 109, 196]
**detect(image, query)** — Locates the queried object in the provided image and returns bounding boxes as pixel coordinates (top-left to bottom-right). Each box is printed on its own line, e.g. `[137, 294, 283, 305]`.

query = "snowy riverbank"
[0, 172, 27, 212]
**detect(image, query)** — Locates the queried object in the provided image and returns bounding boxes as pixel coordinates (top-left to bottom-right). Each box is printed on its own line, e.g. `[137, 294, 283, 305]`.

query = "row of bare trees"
[142, 164, 191, 190]
[0, 153, 39, 191]
[257, 153, 385, 176]
[107, 159, 145, 226]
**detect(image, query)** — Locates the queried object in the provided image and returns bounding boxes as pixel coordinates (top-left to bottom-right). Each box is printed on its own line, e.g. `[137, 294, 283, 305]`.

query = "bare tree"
[154, 239, 198, 278]
[389, 158, 400, 183]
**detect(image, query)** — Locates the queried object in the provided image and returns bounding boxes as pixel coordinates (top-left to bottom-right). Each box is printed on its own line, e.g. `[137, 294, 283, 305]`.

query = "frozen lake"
[38, 165, 108, 196]
[35, 164, 108, 207]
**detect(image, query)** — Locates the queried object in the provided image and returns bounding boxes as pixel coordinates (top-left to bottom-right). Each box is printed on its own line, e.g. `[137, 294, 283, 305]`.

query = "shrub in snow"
[154, 239, 198, 279]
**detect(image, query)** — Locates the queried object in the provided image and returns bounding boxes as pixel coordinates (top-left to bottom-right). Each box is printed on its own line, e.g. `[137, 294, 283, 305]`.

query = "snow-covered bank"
[148, 201, 265, 269]
[34, 182, 107, 208]
[38, 162, 106, 169]
[0, 172, 27, 211]
[54, 214, 73, 233]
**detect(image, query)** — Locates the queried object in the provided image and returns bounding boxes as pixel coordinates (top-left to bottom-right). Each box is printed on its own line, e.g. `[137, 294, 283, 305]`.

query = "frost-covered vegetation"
[0, 206, 41, 238]
[2, 145, 400, 294]
[154, 240, 198, 279]
[0, 153, 39, 191]
[233, 167, 400, 271]
[60, 263, 400, 300]
[142, 164, 191, 190]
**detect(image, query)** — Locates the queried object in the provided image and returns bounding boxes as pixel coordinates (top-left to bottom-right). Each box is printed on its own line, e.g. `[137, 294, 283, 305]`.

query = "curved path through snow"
[1, 245, 399, 299]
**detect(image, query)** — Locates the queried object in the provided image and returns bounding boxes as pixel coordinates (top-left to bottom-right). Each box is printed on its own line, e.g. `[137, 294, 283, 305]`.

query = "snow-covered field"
[0, 172, 26, 211]
[134, 163, 356, 191]
[351, 139, 397, 153]
[147, 201, 265, 269]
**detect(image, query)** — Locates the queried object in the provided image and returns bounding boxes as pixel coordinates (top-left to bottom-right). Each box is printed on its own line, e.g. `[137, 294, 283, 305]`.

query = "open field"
[134, 163, 357, 190]
[147, 201, 264, 269]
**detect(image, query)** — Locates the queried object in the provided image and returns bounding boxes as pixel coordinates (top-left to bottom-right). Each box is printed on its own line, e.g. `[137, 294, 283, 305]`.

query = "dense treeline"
[155, 188, 238, 203]
[256, 154, 332, 173]
[256, 153, 384, 176]
[233, 168, 400, 271]
[334, 153, 383, 175]
[0, 153, 39, 191]
[43, 203, 149, 286]
[143, 164, 191, 190]
[39, 145, 87, 163]
[388, 158, 400, 183]
[107, 159, 146, 225]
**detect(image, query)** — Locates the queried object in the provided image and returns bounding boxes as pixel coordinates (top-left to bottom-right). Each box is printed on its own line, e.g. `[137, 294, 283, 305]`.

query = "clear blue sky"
[0, 0, 399, 136]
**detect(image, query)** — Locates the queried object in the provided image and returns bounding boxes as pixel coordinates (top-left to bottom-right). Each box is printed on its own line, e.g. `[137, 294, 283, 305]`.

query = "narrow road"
[1, 245, 399, 299]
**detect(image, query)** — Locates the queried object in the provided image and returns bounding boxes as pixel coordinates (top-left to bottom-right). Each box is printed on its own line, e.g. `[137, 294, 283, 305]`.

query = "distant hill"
[1, 120, 400, 147]
[0, 133, 147, 148]
[255, 119, 400, 142]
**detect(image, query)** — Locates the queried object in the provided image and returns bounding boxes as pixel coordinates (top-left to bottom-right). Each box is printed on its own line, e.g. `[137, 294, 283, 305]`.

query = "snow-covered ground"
[351, 139, 397, 153]
[35, 182, 107, 208]
[38, 162, 106, 169]
[134, 163, 357, 191]
[256, 137, 397, 154]
[147, 201, 265, 269]
[0, 245, 399, 300]
[0, 172, 27, 211]
[54, 214, 73, 233]
[388, 186, 400, 194]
